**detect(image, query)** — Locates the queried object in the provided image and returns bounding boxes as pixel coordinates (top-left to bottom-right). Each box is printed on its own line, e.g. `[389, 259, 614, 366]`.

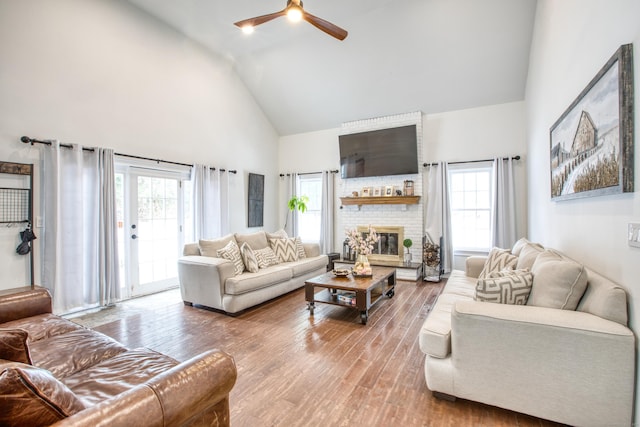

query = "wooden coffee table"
[305, 266, 396, 324]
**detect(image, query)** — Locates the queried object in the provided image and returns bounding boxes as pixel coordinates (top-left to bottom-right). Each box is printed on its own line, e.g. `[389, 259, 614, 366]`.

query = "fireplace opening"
[357, 225, 404, 264]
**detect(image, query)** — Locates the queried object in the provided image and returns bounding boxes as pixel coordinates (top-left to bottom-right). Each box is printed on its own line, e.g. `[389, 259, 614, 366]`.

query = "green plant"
[284, 195, 309, 228]
[403, 238, 413, 249]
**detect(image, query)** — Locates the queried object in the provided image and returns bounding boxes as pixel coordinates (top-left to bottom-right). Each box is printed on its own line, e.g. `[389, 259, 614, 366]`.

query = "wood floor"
[87, 280, 564, 427]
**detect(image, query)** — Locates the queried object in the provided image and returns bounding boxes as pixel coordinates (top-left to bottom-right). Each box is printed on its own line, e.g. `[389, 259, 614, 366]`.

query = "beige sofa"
[419, 239, 635, 427]
[178, 231, 328, 314]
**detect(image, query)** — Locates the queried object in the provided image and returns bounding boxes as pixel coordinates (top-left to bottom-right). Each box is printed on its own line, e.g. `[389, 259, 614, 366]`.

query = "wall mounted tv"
[339, 124, 418, 179]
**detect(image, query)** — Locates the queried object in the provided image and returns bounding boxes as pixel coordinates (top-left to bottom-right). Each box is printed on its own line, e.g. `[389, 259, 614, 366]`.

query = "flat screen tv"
[339, 125, 418, 179]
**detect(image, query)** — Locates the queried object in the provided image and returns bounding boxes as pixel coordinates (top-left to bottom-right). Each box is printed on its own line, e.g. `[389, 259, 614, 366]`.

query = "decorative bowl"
[333, 269, 350, 277]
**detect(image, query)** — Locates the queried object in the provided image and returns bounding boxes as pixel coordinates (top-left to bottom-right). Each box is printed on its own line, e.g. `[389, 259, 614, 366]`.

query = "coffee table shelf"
[304, 267, 396, 324]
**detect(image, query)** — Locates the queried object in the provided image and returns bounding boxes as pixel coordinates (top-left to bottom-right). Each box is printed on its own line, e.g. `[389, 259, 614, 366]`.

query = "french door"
[115, 166, 189, 298]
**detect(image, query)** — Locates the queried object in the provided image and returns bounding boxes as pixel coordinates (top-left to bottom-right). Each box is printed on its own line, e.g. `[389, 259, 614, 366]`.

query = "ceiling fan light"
[241, 25, 254, 34]
[287, 6, 303, 22]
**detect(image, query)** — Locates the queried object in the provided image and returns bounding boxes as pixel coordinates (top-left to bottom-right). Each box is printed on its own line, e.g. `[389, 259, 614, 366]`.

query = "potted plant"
[403, 238, 413, 264]
[284, 195, 309, 229]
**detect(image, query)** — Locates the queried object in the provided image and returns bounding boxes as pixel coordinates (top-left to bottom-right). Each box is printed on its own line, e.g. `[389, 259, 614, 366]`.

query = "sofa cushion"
[62, 348, 178, 406]
[266, 229, 288, 240]
[577, 267, 629, 325]
[475, 269, 533, 305]
[225, 265, 293, 295]
[29, 329, 128, 379]
[235, 231, 269, 251]
[0, 328, 32, 364]
[511, 237, 542, 256]
[0, 361, 86, 426]
[0, 313, 85, 343]
[239, 242, 260, 273]
[294, 236, 306, 259]
[269, 238, 298, 263]
[217, 240, 245, 275]
[255, 247, 279, 268]
[198, 234, 236, 258]
[516, 242, 544, 270]
[287, 256, 328, 277]
[478, 247, 517, 279]
[528, 250, 588, 310]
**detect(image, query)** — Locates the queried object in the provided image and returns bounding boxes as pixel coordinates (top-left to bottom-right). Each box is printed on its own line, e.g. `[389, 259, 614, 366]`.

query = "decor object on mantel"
[345, 226, 379, 276]
[403, 238, 413, 264]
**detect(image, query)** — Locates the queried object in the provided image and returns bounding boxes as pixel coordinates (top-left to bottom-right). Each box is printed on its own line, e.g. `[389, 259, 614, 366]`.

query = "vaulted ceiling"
[127, 0, 537, 135]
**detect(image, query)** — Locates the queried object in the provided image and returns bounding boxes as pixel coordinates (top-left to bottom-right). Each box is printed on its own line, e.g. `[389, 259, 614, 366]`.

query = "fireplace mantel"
[340, 195, 420, 210]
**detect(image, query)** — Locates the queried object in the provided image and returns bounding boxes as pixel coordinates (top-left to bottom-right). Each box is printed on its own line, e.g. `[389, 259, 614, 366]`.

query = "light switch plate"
[628, 223, 640, 248]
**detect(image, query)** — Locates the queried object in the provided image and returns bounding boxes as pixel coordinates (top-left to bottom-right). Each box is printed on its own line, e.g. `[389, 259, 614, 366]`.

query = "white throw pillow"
[239, 242, 259, 273]
[269, 238, 298, 263]
[476, 269, 533, 305]
[478, 247, 517, 279]
[254, 247, 279, 268]
[216, 240, 244, 276]
[528, 250, 588, 310]
[516, 242, 545, 270]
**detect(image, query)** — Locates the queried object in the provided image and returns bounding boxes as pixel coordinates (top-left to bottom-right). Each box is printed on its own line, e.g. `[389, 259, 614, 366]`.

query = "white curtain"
[492, 157, 517, 248]
[283, 173, 298, 236]
[319, 171, 335, 254]
[42, 142, 120, 314]
[191, 165, 229, 240]
[423, 162, 453, 274]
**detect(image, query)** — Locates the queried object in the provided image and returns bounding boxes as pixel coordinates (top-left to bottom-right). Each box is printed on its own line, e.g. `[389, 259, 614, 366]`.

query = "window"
[449, 164, 493, 252]
[297, 174, 322, 243]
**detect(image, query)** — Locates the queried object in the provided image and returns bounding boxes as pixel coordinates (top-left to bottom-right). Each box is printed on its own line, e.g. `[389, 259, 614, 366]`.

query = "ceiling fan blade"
[303, 12, 348, 40]
[234, 9, 287, 29]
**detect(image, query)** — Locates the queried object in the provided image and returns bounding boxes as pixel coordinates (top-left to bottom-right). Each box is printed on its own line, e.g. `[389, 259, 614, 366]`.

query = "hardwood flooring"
[87, 280, 563, 427]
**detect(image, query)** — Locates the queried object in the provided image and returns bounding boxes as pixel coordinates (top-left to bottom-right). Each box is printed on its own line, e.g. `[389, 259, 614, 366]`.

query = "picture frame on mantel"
[384, 185, 394, 196]
[549, 43, 634, 201]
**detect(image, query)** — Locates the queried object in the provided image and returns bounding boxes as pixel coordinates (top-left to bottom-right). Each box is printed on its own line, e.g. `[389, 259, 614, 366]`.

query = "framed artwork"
[373, 187, 382, 197]
[248, 173, 264, 227]
[550, 43, 634, 201]
[361, 187, 372, 197]
[384, 185, 394, 196]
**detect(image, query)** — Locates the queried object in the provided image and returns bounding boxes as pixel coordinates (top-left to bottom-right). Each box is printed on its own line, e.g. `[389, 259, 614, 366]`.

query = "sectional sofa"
[419, 238, 635, 427]
[178, 230, 328, 314]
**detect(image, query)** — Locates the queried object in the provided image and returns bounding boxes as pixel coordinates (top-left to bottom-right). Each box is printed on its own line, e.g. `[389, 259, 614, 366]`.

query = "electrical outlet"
[628, 223, 640, 248]
[36, 216, 43, 228]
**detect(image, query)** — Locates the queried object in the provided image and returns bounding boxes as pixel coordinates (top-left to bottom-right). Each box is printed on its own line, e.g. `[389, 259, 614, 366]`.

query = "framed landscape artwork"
[550, 43, 634, 201]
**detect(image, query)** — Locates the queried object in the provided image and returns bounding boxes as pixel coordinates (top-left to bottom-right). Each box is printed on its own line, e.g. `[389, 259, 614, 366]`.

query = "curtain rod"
[423, 155, 521, 167]
[279, 170, 339, 177]
[20, 136, 237, 173]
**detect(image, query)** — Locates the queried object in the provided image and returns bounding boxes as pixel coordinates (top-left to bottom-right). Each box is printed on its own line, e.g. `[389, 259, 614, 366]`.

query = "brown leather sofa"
[0, 286, 237, 427]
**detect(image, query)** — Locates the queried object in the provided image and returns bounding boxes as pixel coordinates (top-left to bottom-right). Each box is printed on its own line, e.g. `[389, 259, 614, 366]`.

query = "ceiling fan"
[234, 0, 348, 41]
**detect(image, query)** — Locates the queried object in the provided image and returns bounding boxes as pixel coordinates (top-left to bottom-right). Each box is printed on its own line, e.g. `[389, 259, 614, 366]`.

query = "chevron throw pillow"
[294, 236, 306, 259]
[269, 238, 298, 263]
[239, 242, 259, 273]
[478, 247, 517, 279]
[216, 240, 245, 276]
[476, 269, 533, 305]
[254, 247, 279, 268]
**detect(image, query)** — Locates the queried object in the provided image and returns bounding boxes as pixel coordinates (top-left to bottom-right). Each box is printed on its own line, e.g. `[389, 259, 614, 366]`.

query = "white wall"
[525, 0, 640, 420]
[279, 102, 528, 263]
[0, 0, 279, 290]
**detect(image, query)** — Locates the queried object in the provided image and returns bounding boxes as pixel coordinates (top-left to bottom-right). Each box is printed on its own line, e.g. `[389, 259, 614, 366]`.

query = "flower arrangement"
[345, 226, 379, 256]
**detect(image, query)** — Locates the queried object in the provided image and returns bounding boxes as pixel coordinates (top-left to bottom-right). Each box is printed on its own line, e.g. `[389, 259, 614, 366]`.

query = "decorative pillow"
[0, 329, 32, 364]
[516, 242, 545, 270]
[478, 247, 517, 279]
[0, 361, 86, 426]
[476, 269, 534, 305]
[294, 236, 306, 259]
[254, 247, 279, 268]
[269, 238, 298, 263]
[511, 238, 542, 257]
[239, 242, 259, 273]
[528, 250, 588, 310]
[198, 234, 236, 258]
[216, 240, 245, 276]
